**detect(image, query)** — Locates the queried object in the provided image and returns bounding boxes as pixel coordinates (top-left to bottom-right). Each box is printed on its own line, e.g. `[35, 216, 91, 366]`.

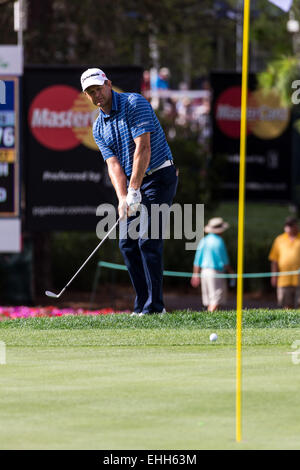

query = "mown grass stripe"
[1, 309, 300, 330]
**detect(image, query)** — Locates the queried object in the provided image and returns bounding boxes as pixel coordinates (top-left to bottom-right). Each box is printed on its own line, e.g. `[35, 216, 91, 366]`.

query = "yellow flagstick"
[236, 0, 251, 443]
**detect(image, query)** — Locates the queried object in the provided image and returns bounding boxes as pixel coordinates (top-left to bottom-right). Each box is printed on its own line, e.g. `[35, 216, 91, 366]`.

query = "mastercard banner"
[211, 72, 292, 201]
[24, 66, 143, 230]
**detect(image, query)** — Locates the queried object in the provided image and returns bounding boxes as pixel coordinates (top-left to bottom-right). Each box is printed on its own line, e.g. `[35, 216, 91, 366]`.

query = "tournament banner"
[24, 66, 143, 230]
[0, 76, 20, 216]
[211, 72, 292, 200]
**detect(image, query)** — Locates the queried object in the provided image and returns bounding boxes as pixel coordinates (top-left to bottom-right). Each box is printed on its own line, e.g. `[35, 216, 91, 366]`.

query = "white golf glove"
[126, 187, 142, 217]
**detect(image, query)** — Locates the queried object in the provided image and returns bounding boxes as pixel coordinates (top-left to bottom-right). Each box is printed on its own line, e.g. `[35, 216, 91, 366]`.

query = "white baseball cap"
[80, 68, 108, 91]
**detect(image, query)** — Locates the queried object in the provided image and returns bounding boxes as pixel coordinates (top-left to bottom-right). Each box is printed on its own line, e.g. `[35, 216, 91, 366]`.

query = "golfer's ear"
[84, 91, 91, 100]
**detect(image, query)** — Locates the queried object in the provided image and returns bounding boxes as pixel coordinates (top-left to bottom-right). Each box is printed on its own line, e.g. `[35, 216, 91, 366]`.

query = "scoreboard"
[0, 76, 21, 253]
[0, 76, 20, 216]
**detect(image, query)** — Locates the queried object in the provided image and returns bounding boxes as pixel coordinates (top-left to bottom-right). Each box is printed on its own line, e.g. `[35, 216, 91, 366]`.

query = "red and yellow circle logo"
[28, 85, 99, 151]
[215, 86, 290, 140]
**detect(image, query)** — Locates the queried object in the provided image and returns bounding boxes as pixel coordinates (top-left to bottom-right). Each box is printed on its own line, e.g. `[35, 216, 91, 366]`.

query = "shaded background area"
[0, 201, 293, 309]
[1, 0, 300, 309]
[30, 201, 288, 312]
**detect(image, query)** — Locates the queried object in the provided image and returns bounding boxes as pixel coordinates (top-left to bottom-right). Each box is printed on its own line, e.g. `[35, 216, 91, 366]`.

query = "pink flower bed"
[0, 306, 128, 320]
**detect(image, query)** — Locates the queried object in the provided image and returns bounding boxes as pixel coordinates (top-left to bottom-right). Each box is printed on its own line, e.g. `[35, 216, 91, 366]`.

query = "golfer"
[81, 68, 178, 315]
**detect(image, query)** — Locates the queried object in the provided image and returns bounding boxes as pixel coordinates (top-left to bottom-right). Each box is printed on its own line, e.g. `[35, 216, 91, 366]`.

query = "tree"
[0, 0, 296, 84]
[0, 0, 239, 85]
[257, 55, 299, 105]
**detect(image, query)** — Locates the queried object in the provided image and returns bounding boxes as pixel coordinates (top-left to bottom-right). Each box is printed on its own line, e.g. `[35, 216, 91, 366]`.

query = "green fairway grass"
[0, 310, 299, 450]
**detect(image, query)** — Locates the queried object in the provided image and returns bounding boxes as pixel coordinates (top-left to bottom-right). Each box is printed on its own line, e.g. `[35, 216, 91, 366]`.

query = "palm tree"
[257, 55, 300, 106]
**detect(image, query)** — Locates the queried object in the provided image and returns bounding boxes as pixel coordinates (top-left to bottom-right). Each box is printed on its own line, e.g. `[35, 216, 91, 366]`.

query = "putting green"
[0, 325, 299, 449]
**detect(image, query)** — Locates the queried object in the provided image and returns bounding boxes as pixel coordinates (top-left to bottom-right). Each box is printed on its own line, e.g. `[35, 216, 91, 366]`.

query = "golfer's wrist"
[128, 186, 140, 193]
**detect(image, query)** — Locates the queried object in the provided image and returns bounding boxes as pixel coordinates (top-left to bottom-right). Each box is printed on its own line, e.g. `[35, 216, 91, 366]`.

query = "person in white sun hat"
[190, 217, 234, 312]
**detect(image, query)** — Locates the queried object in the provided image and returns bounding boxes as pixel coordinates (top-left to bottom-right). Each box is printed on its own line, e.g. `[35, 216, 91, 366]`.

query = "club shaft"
[62, 218, 120, 292]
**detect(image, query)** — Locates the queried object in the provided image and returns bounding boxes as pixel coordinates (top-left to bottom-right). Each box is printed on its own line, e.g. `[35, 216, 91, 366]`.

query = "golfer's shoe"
[130, 312, 139, 317]
[138, 308, 166, 317]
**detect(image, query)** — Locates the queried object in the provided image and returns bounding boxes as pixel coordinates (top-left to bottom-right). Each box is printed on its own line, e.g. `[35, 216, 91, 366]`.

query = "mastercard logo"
[28, 84, 121, 151]
[215, 86, 290, 139]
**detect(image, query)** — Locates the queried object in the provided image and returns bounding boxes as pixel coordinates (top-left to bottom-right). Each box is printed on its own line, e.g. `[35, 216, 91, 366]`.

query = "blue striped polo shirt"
[92, 90, 173, 177]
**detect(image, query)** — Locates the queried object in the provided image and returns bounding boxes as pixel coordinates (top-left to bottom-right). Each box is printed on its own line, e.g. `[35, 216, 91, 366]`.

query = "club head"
[45, 290, 59, 298]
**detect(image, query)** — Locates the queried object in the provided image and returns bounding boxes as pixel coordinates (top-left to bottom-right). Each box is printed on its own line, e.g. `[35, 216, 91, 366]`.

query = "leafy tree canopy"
[0, 0, 296, 85]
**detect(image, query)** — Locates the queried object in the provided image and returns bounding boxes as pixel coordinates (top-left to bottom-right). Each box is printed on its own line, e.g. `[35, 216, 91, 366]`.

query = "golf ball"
[210, 333, 218, 342]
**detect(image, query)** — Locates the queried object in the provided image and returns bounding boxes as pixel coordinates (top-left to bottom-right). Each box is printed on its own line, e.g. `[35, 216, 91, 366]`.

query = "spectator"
[190, 217, 234, 312]
[156, 67, 170, 89]
[269, 216, 300, 308]
[151, 67, 170, 91]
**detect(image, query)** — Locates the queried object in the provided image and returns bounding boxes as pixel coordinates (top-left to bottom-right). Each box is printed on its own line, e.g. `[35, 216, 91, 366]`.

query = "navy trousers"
[119, 165, 178, 313]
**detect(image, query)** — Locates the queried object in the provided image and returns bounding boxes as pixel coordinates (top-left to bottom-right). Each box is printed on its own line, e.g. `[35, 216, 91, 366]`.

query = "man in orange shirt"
[269, 216, 300, 308]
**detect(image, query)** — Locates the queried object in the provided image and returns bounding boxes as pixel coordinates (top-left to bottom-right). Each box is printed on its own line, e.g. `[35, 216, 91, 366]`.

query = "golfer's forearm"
[129, 134, 151, 189]
[107, 159, 127, 200]
[129, 152, 150, 189]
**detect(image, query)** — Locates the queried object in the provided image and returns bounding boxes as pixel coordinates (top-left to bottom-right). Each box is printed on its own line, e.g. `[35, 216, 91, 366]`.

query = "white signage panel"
[0, 46, 23, 76]
[0, 218, 21, 252]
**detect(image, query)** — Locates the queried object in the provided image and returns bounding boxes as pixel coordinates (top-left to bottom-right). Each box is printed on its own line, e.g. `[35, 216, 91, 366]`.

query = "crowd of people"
[141, 67, 211, 143]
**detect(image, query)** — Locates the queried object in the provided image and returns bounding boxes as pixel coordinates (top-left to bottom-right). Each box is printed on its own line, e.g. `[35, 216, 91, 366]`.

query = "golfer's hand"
[271, 276, 277, 288]
[118, 197, 128, 220]
[126, 187, 142, 217]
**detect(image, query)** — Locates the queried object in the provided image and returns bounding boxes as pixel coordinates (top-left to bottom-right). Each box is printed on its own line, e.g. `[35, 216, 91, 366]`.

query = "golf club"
[45, 217, 120, 299]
